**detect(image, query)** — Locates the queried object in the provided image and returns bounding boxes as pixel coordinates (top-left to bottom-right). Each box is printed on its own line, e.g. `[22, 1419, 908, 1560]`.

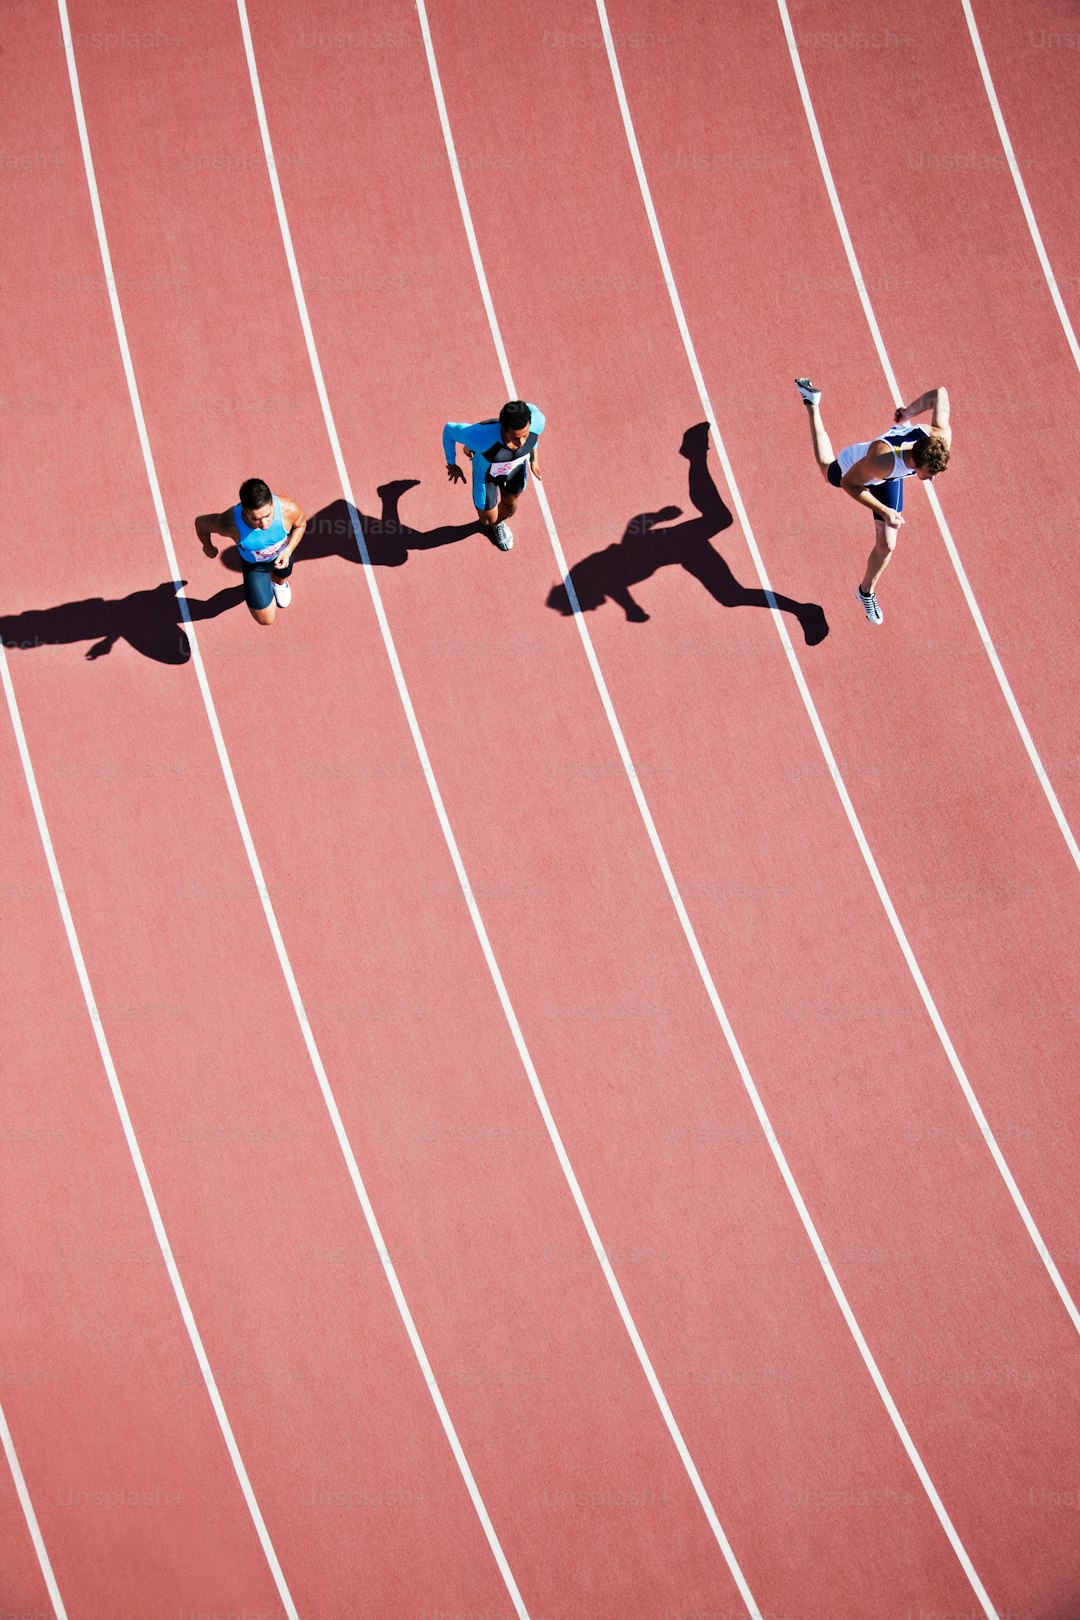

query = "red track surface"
[3, 1, 1077, 1616]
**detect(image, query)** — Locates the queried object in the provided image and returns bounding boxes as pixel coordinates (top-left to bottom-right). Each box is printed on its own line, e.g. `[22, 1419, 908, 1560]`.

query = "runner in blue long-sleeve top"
[442, 399, 546, 551]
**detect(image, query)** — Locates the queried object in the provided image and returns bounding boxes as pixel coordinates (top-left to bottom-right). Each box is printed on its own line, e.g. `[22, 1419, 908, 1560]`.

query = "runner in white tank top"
[795, 379, 952, 626]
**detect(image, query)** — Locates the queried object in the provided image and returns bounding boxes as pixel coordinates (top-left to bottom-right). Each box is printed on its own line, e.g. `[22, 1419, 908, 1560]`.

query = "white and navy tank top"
[837, 423, 930, 485]
[233, 494, 290, 562]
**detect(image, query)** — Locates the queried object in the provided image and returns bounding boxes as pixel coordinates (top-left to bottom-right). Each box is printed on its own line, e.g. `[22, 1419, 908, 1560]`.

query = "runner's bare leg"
[478, 491, 519, 536]
[803, 398, 835, 478]
[861, 517, 896, 594]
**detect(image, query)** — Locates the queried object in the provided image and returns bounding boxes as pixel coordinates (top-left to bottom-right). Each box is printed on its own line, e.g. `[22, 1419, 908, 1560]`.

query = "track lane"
[8, 6, 525, 1613]
[597, 0, 1080, 1305]
[413, 0, 1080, 1611]
[231, 0, 1070, 1613]
[0, 668, 286, 1614]
[0, 1414, 54, 1617]
[766, 0, 1080, 1269]
[16, 0, 1080, 1607]
[787, 0, 1080, 837]
[962, 0, 1080, 352]
[772, 0, 1079, 878]
[53, 0, 764, 1612]
[599, 0, 1080, 1272]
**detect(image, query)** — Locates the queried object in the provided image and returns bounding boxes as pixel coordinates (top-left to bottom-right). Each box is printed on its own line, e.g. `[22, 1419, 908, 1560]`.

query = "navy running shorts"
[241, 550, 293, 611]
[482, 464, 528, 512]
[828, 459, 904, 516]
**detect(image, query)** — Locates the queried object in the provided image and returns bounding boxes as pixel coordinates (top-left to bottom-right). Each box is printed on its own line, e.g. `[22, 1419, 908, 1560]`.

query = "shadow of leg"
[680, 422, 732, 534]
[681, 549, 829, 646]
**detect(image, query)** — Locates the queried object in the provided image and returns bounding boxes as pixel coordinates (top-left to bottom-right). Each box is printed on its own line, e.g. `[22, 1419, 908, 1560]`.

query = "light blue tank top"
[233, 494, 289, 562]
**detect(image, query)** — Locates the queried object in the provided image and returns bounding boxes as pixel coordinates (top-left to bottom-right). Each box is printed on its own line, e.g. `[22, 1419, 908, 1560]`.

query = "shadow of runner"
[1, 481, 479, 667]
[220, 480, 480, 574]
[547, 423, 829, 647]
[0, 581, 244, 665]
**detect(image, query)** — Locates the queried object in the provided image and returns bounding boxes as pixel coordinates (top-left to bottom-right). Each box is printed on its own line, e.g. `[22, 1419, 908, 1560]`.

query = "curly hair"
[912, 435, 950, 475]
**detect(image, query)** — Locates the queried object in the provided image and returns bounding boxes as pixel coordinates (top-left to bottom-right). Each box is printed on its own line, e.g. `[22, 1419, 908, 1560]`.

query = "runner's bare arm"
[277, 497, 308, 562]
[194, 509, 237, 558]
[841, 447, 904, 522]
[929, 386, 951, 446]
[895, 386, 951, 444]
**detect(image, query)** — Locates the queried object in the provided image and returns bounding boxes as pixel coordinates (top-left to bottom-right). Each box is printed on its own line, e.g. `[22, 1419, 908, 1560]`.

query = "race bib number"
[247, 538, 288, 562]
[487, 452, 529, 480]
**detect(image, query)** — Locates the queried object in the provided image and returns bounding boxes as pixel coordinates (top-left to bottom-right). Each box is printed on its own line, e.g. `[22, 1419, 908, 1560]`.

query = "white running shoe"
[856, 585, 883, 625]
[795, 376, 821, 405]
[272, 577, 292, 608]
[490, 521, 514, 551]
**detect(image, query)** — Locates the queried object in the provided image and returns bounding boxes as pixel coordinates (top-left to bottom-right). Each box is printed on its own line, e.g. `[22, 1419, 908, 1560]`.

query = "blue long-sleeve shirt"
[442, 405, 546, 509]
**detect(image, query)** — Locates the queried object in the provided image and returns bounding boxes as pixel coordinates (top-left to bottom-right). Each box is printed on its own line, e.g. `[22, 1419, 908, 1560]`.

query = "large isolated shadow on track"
[0, 581, 245, 666]
[547, 423, 828, 647]
[0, 483, 480, 666]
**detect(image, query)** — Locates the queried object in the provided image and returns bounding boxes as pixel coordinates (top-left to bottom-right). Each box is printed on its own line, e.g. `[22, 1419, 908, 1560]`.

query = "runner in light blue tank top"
[195, 478, 308, 627]
[233, 494, 290, 563]
[795, 378, 952, 626]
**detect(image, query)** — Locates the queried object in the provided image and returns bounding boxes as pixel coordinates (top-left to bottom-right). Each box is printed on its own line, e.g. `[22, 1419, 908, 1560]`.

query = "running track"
[2, 1, 1078, 1615]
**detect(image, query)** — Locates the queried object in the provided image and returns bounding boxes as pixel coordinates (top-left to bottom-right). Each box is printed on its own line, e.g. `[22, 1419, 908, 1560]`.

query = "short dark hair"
[498, 400, 532, 433]
[912, 436, 950, 475]
[239, 477, 272, 510]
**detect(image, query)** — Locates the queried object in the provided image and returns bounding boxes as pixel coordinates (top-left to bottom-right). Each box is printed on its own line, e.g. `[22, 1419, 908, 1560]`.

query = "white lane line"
[3, 634, 293, 1611]
[386, 0, 1080, 1603]
[51, 8, 302, 1612]
[238, 0, 758, 1608]
[0, 1382, 66, 1618]
[600, 0, 1080, 1335]
[602, 0, 1080, 1593]
[775, 0, 1079, 873]
[59, 2, 525, 1614]
[419, 0, 995, 1609]
[597, 0, 1079, 1323]
[960, 0, 1080, 375]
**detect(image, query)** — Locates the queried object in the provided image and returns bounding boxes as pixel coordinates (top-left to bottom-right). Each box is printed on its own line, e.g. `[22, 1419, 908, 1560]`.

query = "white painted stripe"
[3, 627, 297, 1610]
[414, 32, 773, 1620]
[770, 1, 1080, 1302]
[51, 7, 301, 1611]
[418, 0, 979, 1609]
[775, 0, 1079, 872]
[236, 0, 749, 1606]
[0, 1382, 66, 1618]
[606, 0, 1034, 1610]
[960, 0, 1080, 375]
[590, 6, 1080, 1348]
[239, 0, 755, 1610]
[239, 3, 532, 1613]
[597, 0, 1080, 1318]
[59, 0, 523, 1611]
